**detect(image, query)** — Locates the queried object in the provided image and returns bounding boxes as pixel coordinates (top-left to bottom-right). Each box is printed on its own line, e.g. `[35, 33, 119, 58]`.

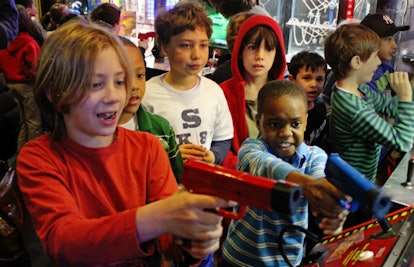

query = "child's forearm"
[210, 139, 231, 164]
[285, 170, 315, 186]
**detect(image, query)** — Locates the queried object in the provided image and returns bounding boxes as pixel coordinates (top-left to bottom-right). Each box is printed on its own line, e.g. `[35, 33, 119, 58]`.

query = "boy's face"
[161, 28, 209, 79]
[63, 48, 127, 147]
[356, 51, 381, 84]
[122, 45, 146, 115]
[378, 36, 397, 62]
[289, 66, 325, 109]
[26, 2, 37, 17]
[256, 95, 307, 159]
[242, 40, 276, 81]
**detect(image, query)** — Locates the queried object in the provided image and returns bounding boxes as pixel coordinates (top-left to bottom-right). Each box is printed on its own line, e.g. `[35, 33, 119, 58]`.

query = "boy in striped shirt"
[324, 23, 414, 183]
[222, 80, 349, 267]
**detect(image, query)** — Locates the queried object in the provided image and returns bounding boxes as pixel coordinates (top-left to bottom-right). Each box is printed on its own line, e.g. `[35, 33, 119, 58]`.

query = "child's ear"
[350, 55, 361, 70]
[288, 74, 294, 81]
[160, 43, 168, 57]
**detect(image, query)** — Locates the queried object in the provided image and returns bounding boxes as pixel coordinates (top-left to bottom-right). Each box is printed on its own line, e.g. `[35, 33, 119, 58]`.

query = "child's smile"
[63, 47, 127, 147]
[257, 96, 307, 158]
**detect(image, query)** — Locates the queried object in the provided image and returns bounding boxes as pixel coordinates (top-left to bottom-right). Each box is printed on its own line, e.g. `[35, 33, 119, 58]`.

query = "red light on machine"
[346, 0, 355, 18]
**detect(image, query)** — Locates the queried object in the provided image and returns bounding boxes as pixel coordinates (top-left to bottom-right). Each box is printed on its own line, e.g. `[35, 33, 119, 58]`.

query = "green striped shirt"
[330, 85, 414, 181]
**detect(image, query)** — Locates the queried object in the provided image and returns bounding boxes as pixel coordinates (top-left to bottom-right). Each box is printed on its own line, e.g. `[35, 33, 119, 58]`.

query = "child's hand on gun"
[302, 177, 349, 218]
[318, 209, 349, 236]
[304, 178, 350, 235]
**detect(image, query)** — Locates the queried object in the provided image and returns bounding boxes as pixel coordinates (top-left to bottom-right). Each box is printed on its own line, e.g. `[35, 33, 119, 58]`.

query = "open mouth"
[278, 142, 293, 148]
[128, 96, 140, 105]
[97, 112, 116, 120]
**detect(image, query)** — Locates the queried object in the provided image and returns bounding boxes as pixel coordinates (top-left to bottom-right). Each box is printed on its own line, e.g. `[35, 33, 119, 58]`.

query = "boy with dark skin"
[222, 80, 349, 266]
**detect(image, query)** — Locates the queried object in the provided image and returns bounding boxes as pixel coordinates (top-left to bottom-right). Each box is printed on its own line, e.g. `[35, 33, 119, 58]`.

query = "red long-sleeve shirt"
[17, 127, 178, 266]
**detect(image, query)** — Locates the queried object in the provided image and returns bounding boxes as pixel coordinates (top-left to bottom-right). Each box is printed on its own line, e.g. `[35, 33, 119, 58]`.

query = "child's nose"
[104, 84, 123, 103]
[278, 126, 292, 137]
[192, 47, 202, 59]
[256, 48, 265, 59]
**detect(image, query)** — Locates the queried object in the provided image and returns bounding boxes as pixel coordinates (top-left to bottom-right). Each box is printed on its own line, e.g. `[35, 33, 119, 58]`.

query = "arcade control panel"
[303, 206, 414, 267]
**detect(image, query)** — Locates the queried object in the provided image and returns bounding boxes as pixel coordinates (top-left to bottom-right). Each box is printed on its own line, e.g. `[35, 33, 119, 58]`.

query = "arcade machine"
[301, 150, 414, 267]
[302, 207, 414, 266]
[181, 153, 414, 267]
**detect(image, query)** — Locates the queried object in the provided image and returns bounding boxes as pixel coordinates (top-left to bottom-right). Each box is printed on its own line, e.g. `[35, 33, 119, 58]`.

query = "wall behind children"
[56, 0, 411, 74]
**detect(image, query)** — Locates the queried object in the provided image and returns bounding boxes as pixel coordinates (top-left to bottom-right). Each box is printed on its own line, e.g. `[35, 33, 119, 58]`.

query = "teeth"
[97, 112, 115, 120]
[279, 142, 291, 148]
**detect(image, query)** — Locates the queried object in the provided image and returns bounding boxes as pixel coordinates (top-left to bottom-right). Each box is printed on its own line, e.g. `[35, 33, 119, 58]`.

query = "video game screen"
[202, 4, 229, 48]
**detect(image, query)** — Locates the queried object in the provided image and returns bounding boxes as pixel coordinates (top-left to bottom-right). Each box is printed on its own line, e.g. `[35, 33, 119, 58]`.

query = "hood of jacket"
[230, 15, 286, 84]
[6, 32, 34, 53]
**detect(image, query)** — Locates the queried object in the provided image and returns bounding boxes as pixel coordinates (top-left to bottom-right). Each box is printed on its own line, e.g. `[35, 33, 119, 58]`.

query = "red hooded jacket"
[219, 15, 286, 169]
[0, 32, 40, 82]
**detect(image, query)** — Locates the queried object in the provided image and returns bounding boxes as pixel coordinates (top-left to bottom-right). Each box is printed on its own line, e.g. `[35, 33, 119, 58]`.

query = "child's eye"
[317, 77, 325, 83]
[180, 43, 192, 49]
[247, 44, 256, 50]
[268, 122, 281, 129]
[115, 80, 126, 87]
[92, 81, 104, 90]
[136, 73, 145, 79]
[292, 121, 301, 128]
[200, 43, 209, 49]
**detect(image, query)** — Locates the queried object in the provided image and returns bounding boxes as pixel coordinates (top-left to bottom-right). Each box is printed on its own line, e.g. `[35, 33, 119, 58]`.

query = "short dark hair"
[89, 3, 121, 27]
[16, 4, 34, 33]
[288, 50, 327, 79]
[59, 13, 88, 25]
[50, 3, 70, 25]
[201, 0, 256, 18]
[257, 80, 308, 116]
[14, 0, 33, 8]
[324, 23, 380, 81]
[155, 1, 212, 46]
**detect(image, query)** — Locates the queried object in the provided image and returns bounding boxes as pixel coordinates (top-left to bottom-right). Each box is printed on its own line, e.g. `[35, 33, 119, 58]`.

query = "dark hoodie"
[0, 74, 20, 161]
[0, 32, 40, 82]
[219, 15, 286, 168]
[0, 0, 18, 50]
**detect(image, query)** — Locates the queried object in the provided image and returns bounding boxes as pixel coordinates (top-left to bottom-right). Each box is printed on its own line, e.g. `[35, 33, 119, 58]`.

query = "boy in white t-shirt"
[142, 1, 233, 165]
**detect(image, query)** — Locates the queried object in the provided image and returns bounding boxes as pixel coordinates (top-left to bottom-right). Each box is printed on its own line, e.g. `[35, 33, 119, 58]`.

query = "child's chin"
[274, 149, 294, 159]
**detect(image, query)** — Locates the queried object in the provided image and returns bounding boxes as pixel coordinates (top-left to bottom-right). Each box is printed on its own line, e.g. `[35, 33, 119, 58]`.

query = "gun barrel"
[181, 159, 302, 215]
[326, 154, 392, 219]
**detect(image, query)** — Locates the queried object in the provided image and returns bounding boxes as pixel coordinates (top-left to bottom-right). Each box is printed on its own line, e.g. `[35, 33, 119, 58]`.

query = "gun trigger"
[215, 205, 247, 220]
